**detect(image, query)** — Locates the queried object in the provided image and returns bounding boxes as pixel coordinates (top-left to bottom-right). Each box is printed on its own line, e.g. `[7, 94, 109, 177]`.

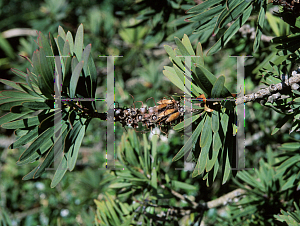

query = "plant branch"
[235, 69, 300, 105]
[2, 28, 38, 38]
[11, 207, 42, 221]
[206, 188, 247, 208]
[160, 184, 248, 210]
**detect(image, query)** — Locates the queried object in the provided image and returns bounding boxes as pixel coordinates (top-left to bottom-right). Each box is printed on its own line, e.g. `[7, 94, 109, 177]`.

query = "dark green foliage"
[275, 202, 300, 225]
[95, 129, 203, 225]
[1, 0, 300, 225]
[163, 35, 238, 185]
[185, 0, 267, 54]
[0, 25, 97, 187]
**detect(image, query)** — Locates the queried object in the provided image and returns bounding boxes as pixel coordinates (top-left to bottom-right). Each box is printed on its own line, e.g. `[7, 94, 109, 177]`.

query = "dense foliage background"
[0, 0, 300, 225]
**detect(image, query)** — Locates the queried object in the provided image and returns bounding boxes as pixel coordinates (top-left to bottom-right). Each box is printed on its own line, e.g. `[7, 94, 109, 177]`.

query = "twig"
[235, 69, 300, 105]
[12, 207, 42, 221]
[206, 188, 247, 208]
[2, 28, 38, 38]
[160, 184, 198, 207]
[160, 184, 248, 209]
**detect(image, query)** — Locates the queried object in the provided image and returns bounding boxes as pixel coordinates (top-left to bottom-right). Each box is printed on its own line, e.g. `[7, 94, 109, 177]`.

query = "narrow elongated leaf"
[0, 97, 20, 106]
[266, 12, 281, 37]
[18, 126, 54, 162]
[68, 120, 87, 171]
[22, 166, 39, 180]
[163, 67, 185, 93]
[10, 68, 27, 80]
[164, 45, 184, 71]
[38, 32, 54, 62]
[63, 39, 71, 57]
[182, 34, 195, 56]
[1, 112, 52, 129]
[272, 114, 292, 135]
[173, 114, 200, 131]
[206, 132, 222, 171]
[193, 17, 218, 34]
[195, 42, 204, 67]
[125, 140, 138, 166]
[56, 36, 65, 56]
[109, 183, 133, 188]
[151, 166, 158, 189]
[14, 128, 33, 137]
[39, 47, 54, 92]
[218, 0, 250, 29]
[0, 79, 29, 93]
[171, 180, 197, 190]
[211, 111, 219, 133]
[213, 157, 219, 181]
[62, 56, 72, 87]
[211, 75, 225, 98]
[26, 67, 38, 86]
[66, 31, 74, 54]
[71, 56, 79, 75]
[187, 5, 223, 23]
[195, 66, 215, 95]
[49, 32, 59, 56]
[278, 142, 300, 151]
[173, 64, 201, 96]
[22, 101, 52, 110]
[221, 112, 230, 139]
[173, 116, 204, 161]
[74, 24, 84, 60]
[276, 155, 300, 173]
[50, 154, 68, 188]
[21, 122, 68, 173]
[10, 105, 34, 114]
[187, 0, 223, 14]
[39, 110, 67, 131]
[64, 120, 83, 152]
[105, 196, 121, 226]
[38, 72, 53, 99]
[87, 56, 97, 98]
[26, 70, 43, 97]
[197, 140, 211, 175]
[253, 2, 266, 52]
[237, 171, 263, 189]
[17, 133, 54, 166]
[1, 90, 40, 99]
[222, 145, 231, 184]
[10, 127, 39, 149]
[58, 26, 66, 40]
[143, 134, 150, 175]
[69, 60, 84, 98]
[81, 44, 91, 73]
[200, 114, 212, 147]
[208, 5, 252, 55]
[0, 112, 30, 126]
[34, 125, 69, 178]
[175, 37, 191, 57]
[1, 101, 28, 112]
